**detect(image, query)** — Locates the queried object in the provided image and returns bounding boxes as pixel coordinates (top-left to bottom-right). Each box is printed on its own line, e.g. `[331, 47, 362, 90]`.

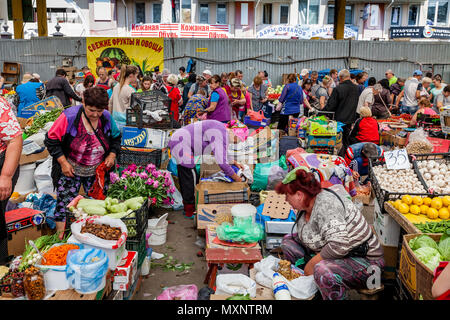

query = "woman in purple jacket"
[168, 120, 242, 218]
[198, 75, 231, 123]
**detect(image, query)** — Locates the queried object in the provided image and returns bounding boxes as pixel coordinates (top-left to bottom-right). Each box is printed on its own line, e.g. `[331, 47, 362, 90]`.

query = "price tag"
[384, 149, 410, 170]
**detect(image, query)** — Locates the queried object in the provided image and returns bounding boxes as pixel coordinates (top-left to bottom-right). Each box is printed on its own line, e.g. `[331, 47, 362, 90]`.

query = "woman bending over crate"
[45, 87, 122, 238]
[167, 120, 243, 218]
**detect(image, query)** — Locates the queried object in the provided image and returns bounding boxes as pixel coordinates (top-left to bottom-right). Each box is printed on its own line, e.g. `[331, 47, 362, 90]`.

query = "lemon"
[394, 199, 402, 210]
[431, 197, 443, 210]
[420, 205, 429, 215]
[423, 197, 432, 206]
[443, 196, 450, 207]
[409, 205, 421, 215]
[402, 195, 413, 205]
[427, 208, 439, 219]
[412, 196, 423, 206]
[438, 207, 449, 220]
[398, 203, 410, 214]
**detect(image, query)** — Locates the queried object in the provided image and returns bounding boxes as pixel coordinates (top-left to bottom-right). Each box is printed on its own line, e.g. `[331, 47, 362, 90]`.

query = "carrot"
[41, 244, 80, 266]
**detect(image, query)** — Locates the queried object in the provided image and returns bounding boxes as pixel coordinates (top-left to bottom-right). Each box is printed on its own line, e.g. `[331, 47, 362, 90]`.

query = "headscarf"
[153, 74, 165, 91]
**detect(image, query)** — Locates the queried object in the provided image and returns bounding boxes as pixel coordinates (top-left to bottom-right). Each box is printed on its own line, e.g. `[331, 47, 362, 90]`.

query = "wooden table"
[204, 248, 262, 290]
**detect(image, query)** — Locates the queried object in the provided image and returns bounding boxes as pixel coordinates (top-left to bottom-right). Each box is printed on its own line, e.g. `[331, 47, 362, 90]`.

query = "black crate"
[412, 153, 450, 195]
[117, 147, 163, 167]
[126, 108, 177, 129]
[125, 231, 147, 269]
[369, 156, 430, 209]
[122, 199, 149, 241]
[203, 189, 249, 204]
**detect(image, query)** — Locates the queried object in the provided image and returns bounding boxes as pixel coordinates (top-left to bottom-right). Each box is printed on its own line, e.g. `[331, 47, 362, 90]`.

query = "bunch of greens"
[414, 220, 450, 234]
[107, 164, 175, 207]
[226, 294, 252, 300]
[150, 254, 194, 272]
[24, 107, 63, 136]
[408, 230, 450, 271]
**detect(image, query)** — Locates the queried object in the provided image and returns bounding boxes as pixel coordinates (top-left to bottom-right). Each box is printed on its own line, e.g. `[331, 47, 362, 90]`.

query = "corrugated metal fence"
[1, 37, 450, 85]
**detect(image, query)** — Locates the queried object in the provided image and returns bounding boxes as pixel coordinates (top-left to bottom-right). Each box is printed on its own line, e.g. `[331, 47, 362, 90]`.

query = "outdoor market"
[0, 38, 449, 303]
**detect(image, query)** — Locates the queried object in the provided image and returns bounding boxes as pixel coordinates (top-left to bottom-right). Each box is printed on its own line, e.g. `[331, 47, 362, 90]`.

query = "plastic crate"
[117, 147, 163, 167]
[125, 232, 146, 269]
[121, 199, 149, 241]
[244, 116, 270, 128]
[126, 91, 175, 129]
[369, 156, 430, 209]
[203, 189, 249, 204]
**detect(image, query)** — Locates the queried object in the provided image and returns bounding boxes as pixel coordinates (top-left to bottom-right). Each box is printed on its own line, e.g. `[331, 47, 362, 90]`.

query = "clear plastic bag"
[406, 127, 433, 154]
[266, 165, 288, 190]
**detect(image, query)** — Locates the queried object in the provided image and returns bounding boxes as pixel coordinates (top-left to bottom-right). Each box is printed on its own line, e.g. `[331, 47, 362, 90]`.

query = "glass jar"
[11, 272, 25, 298]
[23, 266, 46, 300]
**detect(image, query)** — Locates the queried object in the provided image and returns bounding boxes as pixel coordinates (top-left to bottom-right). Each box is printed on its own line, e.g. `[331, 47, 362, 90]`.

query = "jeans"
[238, 110, 246, 122]
[402, 105, 418, 115]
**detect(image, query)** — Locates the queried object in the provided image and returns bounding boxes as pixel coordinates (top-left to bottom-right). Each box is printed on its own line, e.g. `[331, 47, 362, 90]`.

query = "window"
[153, 3, 161, 23]
[199, 4, 209, 24]
[172, 0, 180, 22]
[241, 3, 249, 25]
[93, 0, 112, 21]
[327, 5, 353, 25]
[263, 4, 272, 24]
[182, 0, 191, 23]
[135, 3, 145, 24]
[299, 0, 319, 25]
[428, 1, 449, 25]
[7, 0, 35, 22]
[280, 5, 289, 24]
[391, 6, 401, 26]
[408, 5, 419, 25]
[217, 3, 227, 24]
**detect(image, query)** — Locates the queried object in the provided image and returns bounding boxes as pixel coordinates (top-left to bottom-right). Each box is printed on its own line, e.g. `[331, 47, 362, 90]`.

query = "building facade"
[1, 0, 449, 40]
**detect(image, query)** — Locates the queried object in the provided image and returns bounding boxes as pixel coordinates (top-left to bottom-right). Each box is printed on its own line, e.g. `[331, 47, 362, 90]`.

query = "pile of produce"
[372, 165, 427, 194]
[108, 164, 176, 207]
[415, 220, 450, 233]
[24, 107, 63, 136]
[277, 260, 302, 280]
[18, 233, 67, 271]
[389, 195, 450, 220]
[70, 196, 146, 238]
[408, 231, 450, 271]
[80, 221, 122, 241]
[23, 266, 46, 300]
[416, 159, 450, 194]
[40, 244, 80, 266]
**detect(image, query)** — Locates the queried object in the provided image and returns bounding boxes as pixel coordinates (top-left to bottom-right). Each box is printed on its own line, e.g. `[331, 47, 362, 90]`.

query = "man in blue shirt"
[16, 74, 44, 116]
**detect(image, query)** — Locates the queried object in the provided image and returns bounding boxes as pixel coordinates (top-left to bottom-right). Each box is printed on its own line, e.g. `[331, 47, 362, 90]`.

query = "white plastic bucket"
[147, 219, 168, 246]
[14, 163, 37, 194]
[231, 204, 257, 224]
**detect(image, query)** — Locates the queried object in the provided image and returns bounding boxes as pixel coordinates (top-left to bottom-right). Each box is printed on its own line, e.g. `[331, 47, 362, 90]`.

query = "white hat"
[300, 69, 309, 76]
[202, 70, 212, 76]
[32, 73, 41, 80]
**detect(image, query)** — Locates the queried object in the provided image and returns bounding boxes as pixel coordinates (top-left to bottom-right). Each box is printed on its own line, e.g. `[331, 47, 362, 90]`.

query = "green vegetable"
[24, 107, 63, 136]
[124, 197, 145, 211]
[413, 247, 443, 271]
[82, 205, 107, 215]
[77, 199, 107, 209]
[438, 231, 450, 261]
[109, 203, 128, 213]
[409, 235, 439, 251]
[414, 221, 450, 233]
[226, 294, 252, 300]
[107, 210, 133, 219]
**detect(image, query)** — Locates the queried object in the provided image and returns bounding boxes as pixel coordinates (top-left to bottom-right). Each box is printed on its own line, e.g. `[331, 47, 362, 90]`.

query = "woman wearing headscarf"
[181, 88, 209, 125]
[151, 74, 169, 95]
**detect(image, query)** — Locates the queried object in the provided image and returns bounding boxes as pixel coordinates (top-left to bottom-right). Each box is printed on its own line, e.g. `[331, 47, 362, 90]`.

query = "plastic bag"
[157, 284, 198, 300]
[34, 157, 53, 194]
[19, 193, 56, 229]
[70, 215, 128, 249]
[215, 274, 257, 298]
[160, 170, 183, 210]
[406, 127, 433, 154]
[215, 221, 264, 243]
[251, 155, 287, 191]
[66, 248, 109, 294]
[88, 162, 109, 200]
[266, 165, 288, 190]
[197, 286, 215, 300]
[254, 255, 317, 300]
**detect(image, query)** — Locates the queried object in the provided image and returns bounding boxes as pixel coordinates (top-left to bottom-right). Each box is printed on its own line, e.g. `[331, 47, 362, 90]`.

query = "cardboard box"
[307, 120, 337, 136]
[382, 245, 398, 280]
[6, 208, 46, 256]
[113, 251, 138, 290]
[122, 270, 141, 300]
[306, 135, 337, 147]
[16, 117, 31, 130]
[121, 127, 168, 149]
[19, 96, 62, 119]
[19, 149, 49, 165]
[195, 181, 250, 205]
[373, 200, 400, 247]
[196, 203, 235, 230]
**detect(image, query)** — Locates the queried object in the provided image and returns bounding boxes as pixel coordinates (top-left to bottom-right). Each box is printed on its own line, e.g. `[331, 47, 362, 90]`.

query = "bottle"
[272, 272, 291, 300]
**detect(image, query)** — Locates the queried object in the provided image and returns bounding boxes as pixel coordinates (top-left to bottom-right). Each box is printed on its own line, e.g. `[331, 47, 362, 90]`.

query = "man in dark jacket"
[45, 69, 82, 107]
[324, 69, 359, 156]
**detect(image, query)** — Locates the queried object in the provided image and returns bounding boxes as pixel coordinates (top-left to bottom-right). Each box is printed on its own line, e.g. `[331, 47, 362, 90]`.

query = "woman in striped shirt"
[275, 168, 384, 300]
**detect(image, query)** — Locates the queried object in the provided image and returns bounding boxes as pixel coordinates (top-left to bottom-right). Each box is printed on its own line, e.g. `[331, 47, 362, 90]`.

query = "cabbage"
[409, 235, 439, 251]
[413, 247, 443, 271]
[438, 237, 450, 261]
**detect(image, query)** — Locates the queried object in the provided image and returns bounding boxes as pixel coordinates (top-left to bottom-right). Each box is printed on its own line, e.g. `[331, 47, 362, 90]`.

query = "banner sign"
[256, 24, 358, 39]
[130, 23, 231, 38]
[390, 26, 450, 39]
[86, 37, 164, 77]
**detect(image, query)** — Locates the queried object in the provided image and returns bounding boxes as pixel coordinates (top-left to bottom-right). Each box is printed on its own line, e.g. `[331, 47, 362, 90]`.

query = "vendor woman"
[276, 168, 384, 300]
[0, 96, 23, 264]
[344, 142, 384, 181]
[168, 120, 243, 218]
[45, 87, 121, 237]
